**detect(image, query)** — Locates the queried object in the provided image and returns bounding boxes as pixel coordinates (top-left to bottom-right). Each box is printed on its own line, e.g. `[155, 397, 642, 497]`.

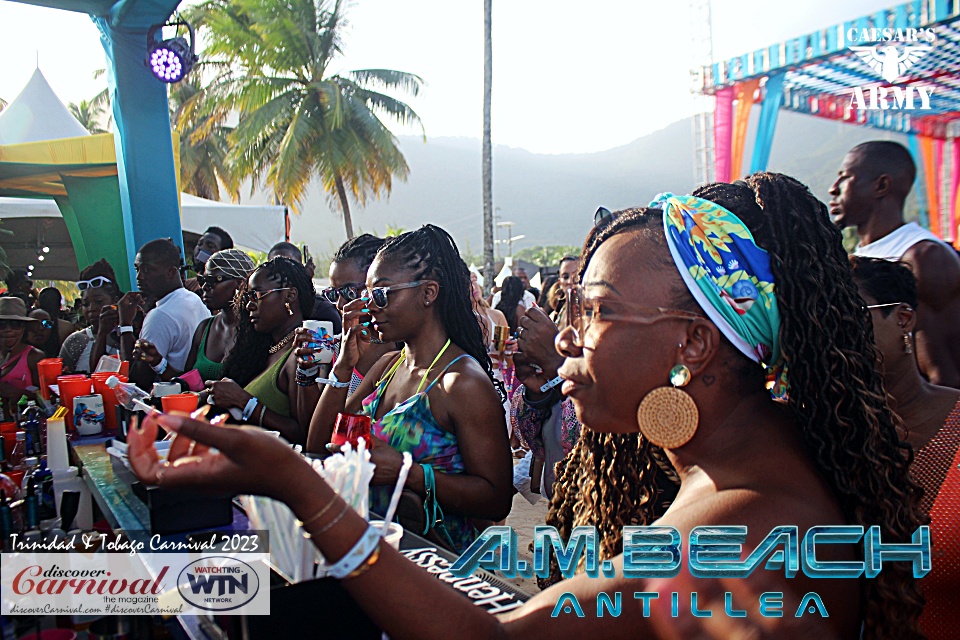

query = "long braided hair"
[376, 225, 501, 398]
[333, 233, 385, 272]
[693, 174, 925, 639]
[223, 257, 315, 386]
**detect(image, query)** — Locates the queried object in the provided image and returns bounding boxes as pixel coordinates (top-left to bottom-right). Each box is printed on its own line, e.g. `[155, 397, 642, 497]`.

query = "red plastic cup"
[331, 412, 372, 448]
[119, 360, 130, 377]
[57, 376, 92, 427]
[37, 358, 63, 400]
[92, 373, 127, 433]
[0, 422, 16, 458]
[161, 393, 200, 414]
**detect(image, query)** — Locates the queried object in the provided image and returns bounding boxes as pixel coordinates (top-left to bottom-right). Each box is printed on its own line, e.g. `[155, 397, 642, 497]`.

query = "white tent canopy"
[0, 194, 284, 254]
[0, 194, 285, 280]
[0, 69, 90, 145]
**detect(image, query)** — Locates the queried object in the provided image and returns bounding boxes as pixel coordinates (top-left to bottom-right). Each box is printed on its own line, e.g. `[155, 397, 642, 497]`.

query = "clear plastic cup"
[369, 520, 403, 550]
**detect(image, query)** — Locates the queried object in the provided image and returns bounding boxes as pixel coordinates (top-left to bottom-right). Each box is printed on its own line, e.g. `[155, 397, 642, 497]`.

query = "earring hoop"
[637, 364, 699, 449]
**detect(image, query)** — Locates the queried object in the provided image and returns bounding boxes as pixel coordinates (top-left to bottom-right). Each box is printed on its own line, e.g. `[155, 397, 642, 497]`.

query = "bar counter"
[71, 440, 530, 638]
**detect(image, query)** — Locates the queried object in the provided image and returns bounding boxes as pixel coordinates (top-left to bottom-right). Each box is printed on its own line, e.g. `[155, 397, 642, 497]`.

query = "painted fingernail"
[361, 308, 370, 313]
[361, 321, 371, 326]
[361, 297, 370, 301]
[361, 330, 368, 336]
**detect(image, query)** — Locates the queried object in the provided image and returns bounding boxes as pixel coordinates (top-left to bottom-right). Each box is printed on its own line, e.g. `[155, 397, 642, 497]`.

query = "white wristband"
[316, 377, 350, 389]
[242, 397, 259, 422]
[118, 325, 135, 335]
[539, 375, 564, 393]
[328, 525, 381, 579]
[151, 357, 168, 375]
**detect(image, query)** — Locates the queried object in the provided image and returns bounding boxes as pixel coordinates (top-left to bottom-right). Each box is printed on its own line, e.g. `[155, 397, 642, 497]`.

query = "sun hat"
[0, 297, 39, 322]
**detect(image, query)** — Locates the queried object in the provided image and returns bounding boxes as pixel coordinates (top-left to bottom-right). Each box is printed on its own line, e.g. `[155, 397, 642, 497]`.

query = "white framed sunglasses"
[77, 276, 113, 291]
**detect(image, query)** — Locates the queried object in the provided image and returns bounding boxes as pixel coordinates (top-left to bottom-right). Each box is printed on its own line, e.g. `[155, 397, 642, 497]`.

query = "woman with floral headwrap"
[129, 175, 925, 639]
[143, 249, 255, 383]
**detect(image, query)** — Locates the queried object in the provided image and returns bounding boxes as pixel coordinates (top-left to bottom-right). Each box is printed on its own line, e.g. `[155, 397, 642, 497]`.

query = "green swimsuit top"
[244, 347, 293, 418]
[195, 320, 225, 381]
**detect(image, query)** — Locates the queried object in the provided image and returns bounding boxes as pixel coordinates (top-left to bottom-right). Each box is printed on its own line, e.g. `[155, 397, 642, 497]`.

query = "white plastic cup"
[369, 521, 403, 550]
[73, 393, 105, 436]
[302, 320, 335, 365]
[152, 381, 180, 398]
[46, 415, 69, 471]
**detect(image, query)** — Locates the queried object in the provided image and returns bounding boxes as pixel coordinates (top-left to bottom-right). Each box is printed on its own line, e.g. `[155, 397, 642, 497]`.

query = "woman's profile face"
[246, 270, 295, 334]
[558, 231, 688, 432]
[471, 281, 483, 301]
[201, 264, 242, 313]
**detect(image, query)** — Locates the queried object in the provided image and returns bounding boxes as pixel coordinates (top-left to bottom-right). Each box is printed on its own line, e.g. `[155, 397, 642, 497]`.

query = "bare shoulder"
[902, 240, 960, 277]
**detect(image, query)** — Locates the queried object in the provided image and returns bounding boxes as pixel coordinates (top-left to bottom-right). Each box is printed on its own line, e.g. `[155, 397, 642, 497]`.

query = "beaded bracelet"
[327, 525, 382, 580]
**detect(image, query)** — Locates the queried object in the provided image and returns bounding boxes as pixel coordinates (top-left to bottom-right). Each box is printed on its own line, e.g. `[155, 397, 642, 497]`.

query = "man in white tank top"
[830, 140, 960, 388]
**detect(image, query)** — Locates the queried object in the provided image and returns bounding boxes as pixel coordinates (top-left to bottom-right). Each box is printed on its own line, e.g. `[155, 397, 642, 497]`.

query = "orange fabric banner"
[730, 79, 761, 181]
[919, 135, 941, 238]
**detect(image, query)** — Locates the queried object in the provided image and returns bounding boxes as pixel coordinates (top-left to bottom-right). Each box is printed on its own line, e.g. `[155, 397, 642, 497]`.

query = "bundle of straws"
[244, 439, 412, 583]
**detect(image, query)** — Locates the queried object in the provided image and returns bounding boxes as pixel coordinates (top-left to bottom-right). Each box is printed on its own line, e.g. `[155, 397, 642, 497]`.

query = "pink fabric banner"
[951, 141, 960, 245]
[731, 79, 761, 180]
[714, 87, 734, 183]
[935, 138, 944, 240]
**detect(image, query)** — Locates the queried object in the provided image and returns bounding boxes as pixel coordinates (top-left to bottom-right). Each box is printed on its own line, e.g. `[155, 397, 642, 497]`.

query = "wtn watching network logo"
[847, 27, 936, 111]
[177, 556, 261, 612]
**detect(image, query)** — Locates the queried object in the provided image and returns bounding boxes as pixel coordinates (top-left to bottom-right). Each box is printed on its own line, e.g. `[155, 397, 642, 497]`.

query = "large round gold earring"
[636, 364, 699, 449]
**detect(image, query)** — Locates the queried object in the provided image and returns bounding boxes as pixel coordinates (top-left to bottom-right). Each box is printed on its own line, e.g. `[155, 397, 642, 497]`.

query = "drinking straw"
[380, 452, 412, 536]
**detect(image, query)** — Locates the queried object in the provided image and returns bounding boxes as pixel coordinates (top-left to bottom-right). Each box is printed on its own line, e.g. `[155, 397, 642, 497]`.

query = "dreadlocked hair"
[333, 234, 386, 272]
[222, 257, 316, 386]
[692, 173, 925, 640]
[541, 210, 681, 590]
[376, 224, 503, 400]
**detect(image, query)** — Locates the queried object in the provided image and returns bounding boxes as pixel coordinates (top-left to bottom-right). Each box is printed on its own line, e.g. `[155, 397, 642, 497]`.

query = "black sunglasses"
[594, 206, 614, 227]
[363, 281, 434, 309]
[321, 283, 363, 304]
[197, 273, 235, 289]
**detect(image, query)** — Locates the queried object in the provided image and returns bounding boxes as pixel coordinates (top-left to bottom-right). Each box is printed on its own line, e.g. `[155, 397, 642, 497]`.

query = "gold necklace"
[268, 329, 298, 354]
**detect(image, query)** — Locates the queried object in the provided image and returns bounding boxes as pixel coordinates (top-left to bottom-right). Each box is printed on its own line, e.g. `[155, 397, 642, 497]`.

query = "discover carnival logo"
[847, 27, 937, 110]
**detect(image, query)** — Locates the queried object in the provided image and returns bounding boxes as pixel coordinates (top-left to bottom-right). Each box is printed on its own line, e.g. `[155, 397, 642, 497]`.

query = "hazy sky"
[1, 0, 891, 154]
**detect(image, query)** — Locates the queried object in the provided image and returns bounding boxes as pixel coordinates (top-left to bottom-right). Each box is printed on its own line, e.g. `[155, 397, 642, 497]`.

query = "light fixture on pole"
[147, 20, 198, 83]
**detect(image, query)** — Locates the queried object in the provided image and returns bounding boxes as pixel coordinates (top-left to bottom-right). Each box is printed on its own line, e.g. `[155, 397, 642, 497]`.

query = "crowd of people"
[4, 140, 960, 638]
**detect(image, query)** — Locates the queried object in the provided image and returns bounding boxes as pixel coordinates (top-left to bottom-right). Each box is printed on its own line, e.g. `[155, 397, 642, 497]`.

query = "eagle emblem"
[850, 44, 933, 83]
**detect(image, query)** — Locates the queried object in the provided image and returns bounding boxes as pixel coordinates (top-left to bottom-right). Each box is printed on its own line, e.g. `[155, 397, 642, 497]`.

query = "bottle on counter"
[20, 456, 39, 493]
[23, 481, 39, 531]
[19, 400, 43, 457]
[106, 376, 154, 413]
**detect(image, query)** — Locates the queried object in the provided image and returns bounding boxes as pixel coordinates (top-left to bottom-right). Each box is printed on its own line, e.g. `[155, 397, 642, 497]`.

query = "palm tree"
[189, 0, 424, 238]
[68, 99, 109, 134]
[170, 79, 240, 202]
[0, 97, 7, 113]
[482, 0, 494, 293]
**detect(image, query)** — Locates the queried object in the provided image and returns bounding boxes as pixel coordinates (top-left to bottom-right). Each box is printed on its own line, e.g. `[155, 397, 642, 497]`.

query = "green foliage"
[514, 245, 581, 268]
[68, 99, 109, 134]
[185, 0, 424, 238]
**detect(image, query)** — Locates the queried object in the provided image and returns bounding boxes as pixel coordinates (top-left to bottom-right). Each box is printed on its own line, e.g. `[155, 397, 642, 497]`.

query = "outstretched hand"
[127, 411, 309, 502]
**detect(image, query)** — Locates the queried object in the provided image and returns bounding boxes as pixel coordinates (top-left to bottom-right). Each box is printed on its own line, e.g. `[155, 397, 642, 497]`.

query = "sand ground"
[502, 491, 549, 595]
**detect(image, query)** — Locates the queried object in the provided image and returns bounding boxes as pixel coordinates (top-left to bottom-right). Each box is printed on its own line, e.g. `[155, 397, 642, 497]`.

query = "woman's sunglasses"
[197, 273, 235, 289]
[39, 319, 54, 329]
[321, 283, 363, 304]
[363, 281, 435, 309]
[76, 276, 113, 291]
[242, 287, 289, 304]
[594, 207, 614, 227]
